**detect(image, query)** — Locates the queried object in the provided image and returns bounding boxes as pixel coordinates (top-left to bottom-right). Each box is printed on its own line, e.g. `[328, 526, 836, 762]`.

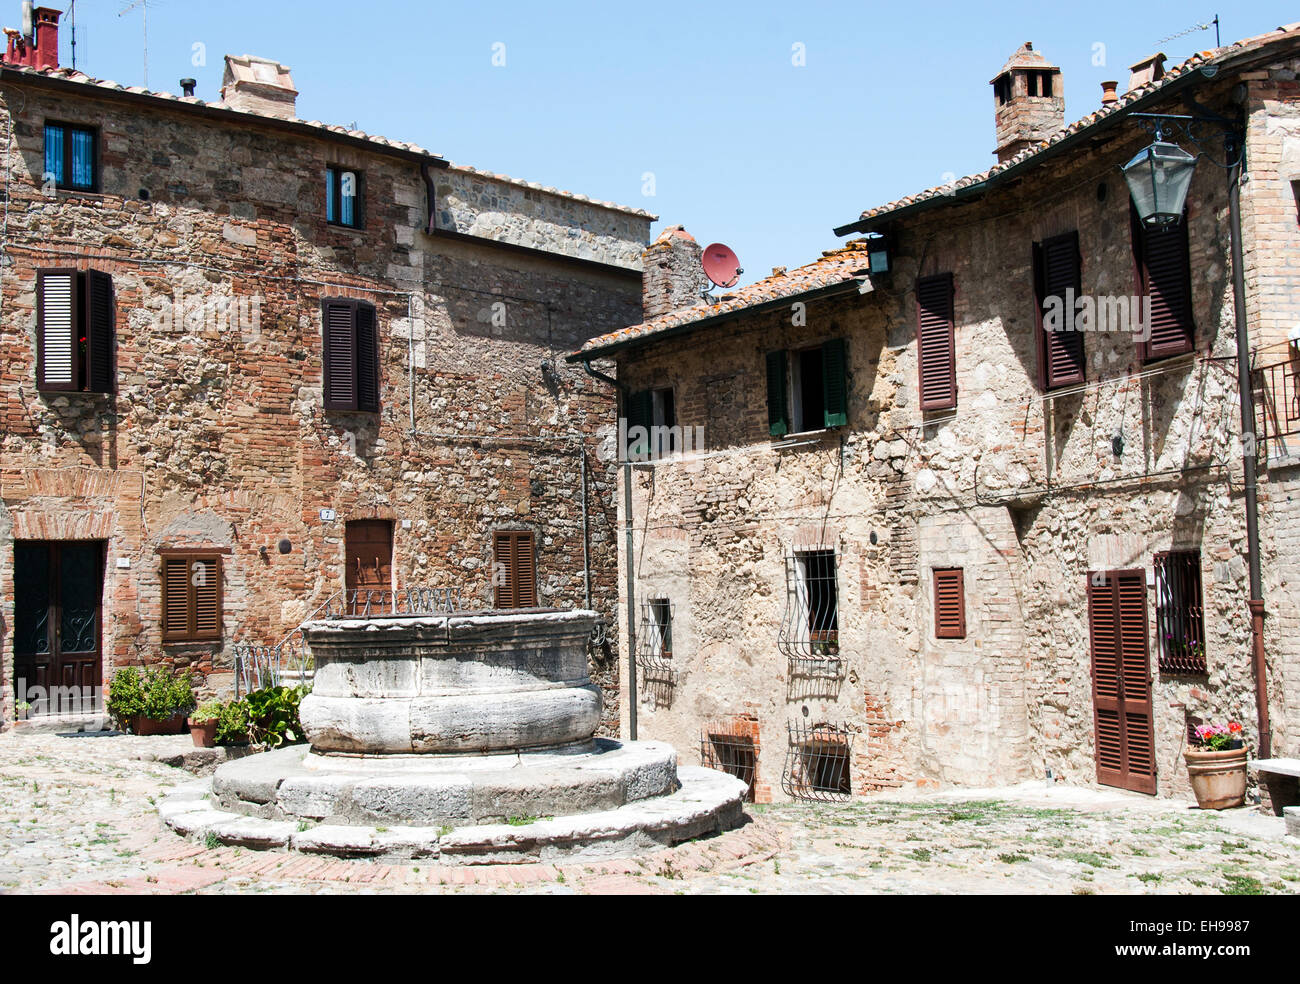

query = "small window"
[36, 269, 115, 393]
[933, 568, 966, 639]
[782, 722, 853, 801]
[44, 121, 97, 192]
[625, 386, 676, 459]
[493, 530, 537, 609]
[791, 549, 838, 653]
[1154, 551, 1206, 674]
[161, 555, 223, 642]
[765, 338, 848, 436]
[647, 598, 673, 657]
[321, 298, 380, 412]
[916, 273, 957, 411]
[326, 166, 363, 228]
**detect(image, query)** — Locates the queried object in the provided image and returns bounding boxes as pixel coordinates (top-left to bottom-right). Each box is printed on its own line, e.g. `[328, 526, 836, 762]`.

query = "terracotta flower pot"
[1184, 747, 1248, 810]
[189, 719, 218, 748]
[132, 713, 187, 736]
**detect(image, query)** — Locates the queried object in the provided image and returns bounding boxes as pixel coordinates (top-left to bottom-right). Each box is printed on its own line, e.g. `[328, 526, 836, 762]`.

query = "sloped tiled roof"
[0, 62, 653, 218]
[841, 21, 1300, 233]
[573, 240, 873, 358]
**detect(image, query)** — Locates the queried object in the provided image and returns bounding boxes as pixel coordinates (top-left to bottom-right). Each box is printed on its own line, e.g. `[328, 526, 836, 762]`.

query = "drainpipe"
[1227, 130, 1271, 758]
[581, 359, 637, 740]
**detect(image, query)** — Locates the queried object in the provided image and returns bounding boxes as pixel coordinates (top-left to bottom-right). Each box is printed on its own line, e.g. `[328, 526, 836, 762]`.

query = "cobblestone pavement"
[2, 730, 1297, 895]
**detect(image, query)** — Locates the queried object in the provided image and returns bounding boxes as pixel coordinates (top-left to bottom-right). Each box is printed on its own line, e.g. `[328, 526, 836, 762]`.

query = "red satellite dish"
[702, 242, 743, 289]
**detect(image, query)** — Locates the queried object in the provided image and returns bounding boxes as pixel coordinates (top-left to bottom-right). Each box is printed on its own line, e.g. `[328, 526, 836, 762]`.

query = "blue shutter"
[44, 124, 64, 186]
[325, 168, 337, 223]
[70, 129, 94, 189]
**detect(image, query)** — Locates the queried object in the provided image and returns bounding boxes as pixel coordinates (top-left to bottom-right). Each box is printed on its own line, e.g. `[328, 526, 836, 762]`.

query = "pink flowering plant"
[1191, 721, 1244, 751]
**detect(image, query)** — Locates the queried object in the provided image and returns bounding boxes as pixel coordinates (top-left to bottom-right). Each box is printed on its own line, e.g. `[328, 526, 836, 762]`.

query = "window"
[916, 273, 957, 410]
[493, 530, 537, 609]
[779, 549, 839, 660]
[1132, 206, 1194, 361]
[44, 122, 97, 192]
[321, 298, 379, 412]
[647, 598, 673, 657]
[1154, 551, 1206, 674]
[765, 337, 848, 436]
[933, 568, 966, 639]
[325, 166, 363, 228]
[36, 269, 115, 393]
[782, 722, 853, 801]
[624, 386, 676, 459]
[1033, 231, 1085, 390]
[161, 555, 223, 642]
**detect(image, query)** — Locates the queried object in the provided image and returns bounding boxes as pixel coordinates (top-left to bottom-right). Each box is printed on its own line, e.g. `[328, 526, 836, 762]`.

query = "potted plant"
[188, 699, 223, 748]
[107, 667, 196, 735]
[214, 698, 251, 746]
[1185, 722, 1248, 810]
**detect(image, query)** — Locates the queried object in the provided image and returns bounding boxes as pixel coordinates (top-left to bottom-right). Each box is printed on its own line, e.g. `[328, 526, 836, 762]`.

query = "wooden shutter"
[1087, 570, 1156, 795]
[493, 531, 536, 609]
[161, 556, 192, 640]
[355, 301, 380, 412]
[162, 555, 222, 641]
[322, 299, 357, 410]
[191, 557, 222, 640]
[821, 338, 848, 428]
[1034, 232, 1085, 389]
[85, 270, 116, 394]
[916, 273, 956, 410]
[933, 568, 966, 639]
[1133, 208, 1194, 361]
[36, 269, 80, 391]
[624, 389, 652, 457]
[765, 350, 788, 436]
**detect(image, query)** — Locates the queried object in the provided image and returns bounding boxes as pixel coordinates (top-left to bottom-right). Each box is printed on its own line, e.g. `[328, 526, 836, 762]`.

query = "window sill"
[774, 427, 840, 443]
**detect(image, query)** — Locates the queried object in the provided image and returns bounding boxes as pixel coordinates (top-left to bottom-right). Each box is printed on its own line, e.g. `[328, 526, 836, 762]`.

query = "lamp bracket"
[1129, 99, 1245, 172]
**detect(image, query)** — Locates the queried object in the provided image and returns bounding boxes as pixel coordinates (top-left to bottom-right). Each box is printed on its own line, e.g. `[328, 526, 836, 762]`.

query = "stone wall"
[0, 76, 651, 734]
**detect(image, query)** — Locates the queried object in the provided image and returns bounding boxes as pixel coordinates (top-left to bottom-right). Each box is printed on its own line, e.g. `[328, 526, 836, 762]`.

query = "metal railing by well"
[233, 586, 463, 695]
[781, 722, 855, 803]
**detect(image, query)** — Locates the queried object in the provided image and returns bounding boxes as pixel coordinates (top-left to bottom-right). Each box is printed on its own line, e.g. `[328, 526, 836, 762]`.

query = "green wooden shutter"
[821, 338, 848, 428]
[765, 350, 788, 437]
[625, 389, 652, 458]
[85, 270, 116, 394]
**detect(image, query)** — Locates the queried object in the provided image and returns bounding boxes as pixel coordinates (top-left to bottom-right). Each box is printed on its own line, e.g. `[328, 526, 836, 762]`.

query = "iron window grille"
[636, 599, 676, 706]
[1153, 551, 1206, 674]
[779, 549, 842, 679]
[701, 723, 758, 802]
[782, 722, 854, 802]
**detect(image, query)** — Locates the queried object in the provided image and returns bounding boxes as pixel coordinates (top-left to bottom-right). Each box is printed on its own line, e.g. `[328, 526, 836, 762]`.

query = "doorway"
[344, 520, 393, 612]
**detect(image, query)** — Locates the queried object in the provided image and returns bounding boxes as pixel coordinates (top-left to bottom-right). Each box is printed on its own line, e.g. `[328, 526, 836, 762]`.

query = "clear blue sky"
[47, 0, 1299, 285]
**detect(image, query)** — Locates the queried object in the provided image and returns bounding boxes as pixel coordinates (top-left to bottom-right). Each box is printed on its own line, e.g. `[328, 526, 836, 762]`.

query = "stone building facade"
[0, 13, 653, 732]
[573, 26, 1300, 802]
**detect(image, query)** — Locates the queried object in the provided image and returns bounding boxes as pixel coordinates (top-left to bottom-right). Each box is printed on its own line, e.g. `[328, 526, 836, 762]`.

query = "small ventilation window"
[933, 567, 967, 639]
[782, 722, 853, 801]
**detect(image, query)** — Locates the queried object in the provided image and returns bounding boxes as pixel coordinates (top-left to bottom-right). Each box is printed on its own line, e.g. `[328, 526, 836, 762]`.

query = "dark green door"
[13, 541, 103, 716]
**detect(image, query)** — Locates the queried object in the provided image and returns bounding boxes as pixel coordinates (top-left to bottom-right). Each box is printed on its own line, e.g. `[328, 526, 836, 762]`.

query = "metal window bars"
[635, 599, 676, 707]
[779, 550, 843, 681]
[233, 585, 462, 695]
[700, 726, 758, 802]
[1253, 349, 1300, 455]
[1153, 552, 1206, 674]
[781, 722, 854, 802]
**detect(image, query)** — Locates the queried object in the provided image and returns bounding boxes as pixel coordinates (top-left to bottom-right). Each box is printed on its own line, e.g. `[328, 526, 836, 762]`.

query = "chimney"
[3, 5, 59, 70]
[1127, 52, 1166, 92]
[1100, 80, 1119, 106]
[180, 77, 197, 98]
[990, 42, 1064, 163]
[221, 54, 298, 119]
[641, 225, 708, 320]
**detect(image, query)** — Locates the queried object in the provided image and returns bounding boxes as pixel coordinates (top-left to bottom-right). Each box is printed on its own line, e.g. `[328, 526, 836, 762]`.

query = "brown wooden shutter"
[512, 531, 537, 607]
[161, 556, 191, 640]
[355, 301, 380, 413]
[322, 299, 357, 410]
[85, 270, 116, 394]
[1034, 231, 1085, 389]
[493, 532, 515, 609]
[1087, 569, 1156, 795]
[191, 557, 222, 640]
[36, 268, 80, 391]
[916, 273, 956, 410]
[933, 568, 966, 639]
[1133, 208, 1194, 360]
[493, 531, 536, 609]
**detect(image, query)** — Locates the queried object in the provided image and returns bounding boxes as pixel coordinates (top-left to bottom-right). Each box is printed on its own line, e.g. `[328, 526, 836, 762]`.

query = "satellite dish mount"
[701, 242, 743, 300]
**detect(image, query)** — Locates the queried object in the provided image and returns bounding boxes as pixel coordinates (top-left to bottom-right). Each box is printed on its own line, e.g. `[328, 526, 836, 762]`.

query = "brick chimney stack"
[221, 54, 298, 119]
[3, 6, 60, 70]
[641, 225, 708, 320]
[990, 42, 1064, 163]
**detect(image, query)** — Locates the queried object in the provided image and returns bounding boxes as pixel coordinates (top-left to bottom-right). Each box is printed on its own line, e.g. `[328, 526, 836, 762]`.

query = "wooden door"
[345, 520, 392, 611]
[13, 541, 103, 715]
[1087, 569, 1157, 794]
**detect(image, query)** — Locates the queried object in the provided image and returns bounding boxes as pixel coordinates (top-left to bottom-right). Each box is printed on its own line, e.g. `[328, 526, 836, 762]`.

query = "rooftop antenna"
[1157, 14, 1220, 48]
[68, 0, 75, 70]
[701, 242, 743, 301]
[118, 0, 153, 87]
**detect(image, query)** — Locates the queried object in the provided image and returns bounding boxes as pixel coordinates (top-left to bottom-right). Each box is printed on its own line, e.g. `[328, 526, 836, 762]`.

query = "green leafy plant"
[189, 699, 224, 725]
[214, 699, 251, 745]
[107, 667, 196, 726]
[244, 685, 307, 748]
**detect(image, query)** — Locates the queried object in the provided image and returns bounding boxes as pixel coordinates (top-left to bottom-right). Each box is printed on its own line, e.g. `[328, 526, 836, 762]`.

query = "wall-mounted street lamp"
[865, 233, 891, 276]
[1122, 129, 1198, 227]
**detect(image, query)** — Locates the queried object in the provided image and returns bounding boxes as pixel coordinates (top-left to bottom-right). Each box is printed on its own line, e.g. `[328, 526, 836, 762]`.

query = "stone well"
[159, 609, 748, 862]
